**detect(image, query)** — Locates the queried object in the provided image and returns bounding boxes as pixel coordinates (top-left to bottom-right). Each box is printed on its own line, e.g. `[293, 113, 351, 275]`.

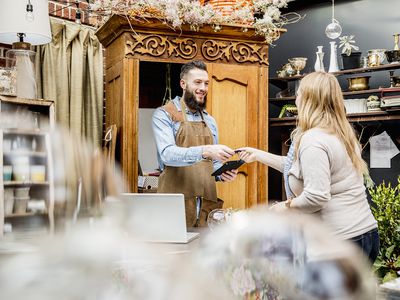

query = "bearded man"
[152, 60, 238, 227]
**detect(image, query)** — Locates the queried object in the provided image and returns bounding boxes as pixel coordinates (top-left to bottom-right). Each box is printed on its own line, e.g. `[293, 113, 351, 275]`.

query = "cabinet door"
[207, 63, 268, 209]
[105, 58, 139, 192]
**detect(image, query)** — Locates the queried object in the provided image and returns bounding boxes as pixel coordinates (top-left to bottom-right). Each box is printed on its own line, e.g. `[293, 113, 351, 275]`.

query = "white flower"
[230, 265, 256, 296]
[266, 5, 281, 21]
[273, 0, 288, 8]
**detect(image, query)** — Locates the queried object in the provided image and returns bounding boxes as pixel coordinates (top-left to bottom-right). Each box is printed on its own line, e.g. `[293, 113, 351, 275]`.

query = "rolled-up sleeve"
[152, 108, 203, 168]
[290, 145, 331, 213]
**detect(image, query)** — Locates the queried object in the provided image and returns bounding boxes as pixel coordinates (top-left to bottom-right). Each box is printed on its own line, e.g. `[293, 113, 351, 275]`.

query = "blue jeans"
[349, 228, 380, 264]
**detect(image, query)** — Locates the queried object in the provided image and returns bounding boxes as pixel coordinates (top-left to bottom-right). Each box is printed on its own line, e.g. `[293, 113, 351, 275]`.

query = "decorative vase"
[328, 41, 339, 73]
[314, 46, 325, 72]
[341, 52, 362, 70]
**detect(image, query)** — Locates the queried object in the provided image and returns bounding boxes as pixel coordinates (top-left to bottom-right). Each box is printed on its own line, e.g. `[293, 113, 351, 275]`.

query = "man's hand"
[220, 169, 238, 182]
[202, 144, 234, 162]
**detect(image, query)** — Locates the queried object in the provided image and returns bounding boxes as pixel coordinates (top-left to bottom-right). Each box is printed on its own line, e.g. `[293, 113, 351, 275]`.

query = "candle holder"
[394, 33, 400, 51]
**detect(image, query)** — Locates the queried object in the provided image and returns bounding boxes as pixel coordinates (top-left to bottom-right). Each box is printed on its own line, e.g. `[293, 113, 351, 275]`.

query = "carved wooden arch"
[125, 33, 269, 66]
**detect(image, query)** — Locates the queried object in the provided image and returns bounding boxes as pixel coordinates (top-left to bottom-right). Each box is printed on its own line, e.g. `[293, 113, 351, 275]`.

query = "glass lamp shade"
[325, 20, 342, 40]
[0, 0, 51, 45]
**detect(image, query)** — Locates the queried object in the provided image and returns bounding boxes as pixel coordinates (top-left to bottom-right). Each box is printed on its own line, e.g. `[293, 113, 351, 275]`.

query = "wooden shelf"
[342, 89, 383, 96]
[270, 111, 400, 127]
[270, 88, 385, 102]
[0, 95, 54, 107]
[269, 62, 400, 88]
[4, 212, 47, 218]
[0, 97, 55, 237]
[269, 96, 296, 102]
[3, 181, 49, 186]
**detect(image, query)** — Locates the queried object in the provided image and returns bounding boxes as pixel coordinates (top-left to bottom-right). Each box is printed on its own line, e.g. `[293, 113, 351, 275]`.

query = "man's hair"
[180, 60, 207, 79]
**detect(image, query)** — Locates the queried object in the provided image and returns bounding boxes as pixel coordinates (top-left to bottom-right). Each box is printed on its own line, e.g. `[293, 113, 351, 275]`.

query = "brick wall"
[49, 0, 96, 26]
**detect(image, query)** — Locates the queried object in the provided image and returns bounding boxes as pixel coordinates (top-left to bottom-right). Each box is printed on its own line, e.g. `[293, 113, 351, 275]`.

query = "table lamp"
[0, 0, 51, 99]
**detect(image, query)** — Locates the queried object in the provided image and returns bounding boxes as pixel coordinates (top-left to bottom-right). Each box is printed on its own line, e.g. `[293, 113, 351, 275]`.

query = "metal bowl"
[385, 50, 400, 63]
[347, 76, 371, 91]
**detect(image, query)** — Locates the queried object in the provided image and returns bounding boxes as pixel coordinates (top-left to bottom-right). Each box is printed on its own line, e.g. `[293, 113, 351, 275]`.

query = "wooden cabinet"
[0, 96, 55, 237]
[96, 15, 271, 208]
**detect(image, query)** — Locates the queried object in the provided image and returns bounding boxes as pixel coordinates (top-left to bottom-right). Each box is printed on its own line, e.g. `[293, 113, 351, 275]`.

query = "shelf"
[3, 181, 49, 186]
[342, 89, 383, 96]
[0, 96, 55, 237]
[0, 95, 54, 107]
[270, 88, 385, 102]
[2, 128, 48, 135]
[270, 111, 400, 127]
[269, 96, 296, 102]
[269, 62, 400, 88]
[4, 212, 47, 218]
[3, 151, 47, 157]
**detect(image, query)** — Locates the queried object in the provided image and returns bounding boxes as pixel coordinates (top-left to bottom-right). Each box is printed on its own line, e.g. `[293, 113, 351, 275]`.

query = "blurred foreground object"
[0, 223, 232, 300]
[49, 128, 123, 229]
[195, 209, 377, 300]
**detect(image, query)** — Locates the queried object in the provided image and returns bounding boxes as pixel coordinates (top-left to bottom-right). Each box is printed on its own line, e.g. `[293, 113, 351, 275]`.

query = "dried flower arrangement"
[89, 0, 302, 44]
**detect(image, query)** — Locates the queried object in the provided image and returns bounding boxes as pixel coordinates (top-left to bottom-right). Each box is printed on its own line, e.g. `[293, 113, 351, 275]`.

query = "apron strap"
[180, 98, 188, 122]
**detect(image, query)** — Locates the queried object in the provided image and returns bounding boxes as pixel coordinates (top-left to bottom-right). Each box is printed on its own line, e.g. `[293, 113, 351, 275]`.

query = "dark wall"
[270, 0, 400, 77]
[268, 0, 400, 199]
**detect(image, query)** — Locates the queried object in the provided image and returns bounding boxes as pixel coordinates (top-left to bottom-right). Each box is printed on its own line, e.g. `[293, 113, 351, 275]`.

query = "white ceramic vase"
[328, 41, 340, 73]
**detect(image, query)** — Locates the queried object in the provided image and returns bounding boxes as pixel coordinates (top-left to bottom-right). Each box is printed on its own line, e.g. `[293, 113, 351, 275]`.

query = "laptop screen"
[119, 193, 189, 243]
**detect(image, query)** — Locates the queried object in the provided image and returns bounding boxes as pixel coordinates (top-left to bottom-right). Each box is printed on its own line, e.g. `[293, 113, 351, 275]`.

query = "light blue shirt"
[152, 96, 222, 172]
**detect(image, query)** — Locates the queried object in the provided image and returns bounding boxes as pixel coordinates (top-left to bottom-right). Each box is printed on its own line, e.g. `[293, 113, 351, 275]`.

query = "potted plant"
[339, 35, 362, 69]
[369, 177, 400, 283]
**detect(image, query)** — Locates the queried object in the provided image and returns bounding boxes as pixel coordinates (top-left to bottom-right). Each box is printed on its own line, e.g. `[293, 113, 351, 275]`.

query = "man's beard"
[183, 89, 207, 111]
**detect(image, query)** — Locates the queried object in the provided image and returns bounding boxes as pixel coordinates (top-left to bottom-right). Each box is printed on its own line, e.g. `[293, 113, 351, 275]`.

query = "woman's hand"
[269, 201, 288, 213]
[236, 147, 262, 163]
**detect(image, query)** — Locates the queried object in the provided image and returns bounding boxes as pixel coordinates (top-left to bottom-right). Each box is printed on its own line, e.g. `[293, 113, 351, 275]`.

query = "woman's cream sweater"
[288, 128, 377, 240]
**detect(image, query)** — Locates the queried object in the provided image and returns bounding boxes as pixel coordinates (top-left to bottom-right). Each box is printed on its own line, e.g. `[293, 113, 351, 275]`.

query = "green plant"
[369, 177, 400, 283]
[338, 35, 360, 56]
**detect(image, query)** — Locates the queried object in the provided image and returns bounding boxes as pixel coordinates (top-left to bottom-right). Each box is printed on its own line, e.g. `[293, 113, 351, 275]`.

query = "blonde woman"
[238, 72, 379, 263]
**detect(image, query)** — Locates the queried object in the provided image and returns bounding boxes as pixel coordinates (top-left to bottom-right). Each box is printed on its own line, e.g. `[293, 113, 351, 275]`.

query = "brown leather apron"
[157, 99, 222, 227]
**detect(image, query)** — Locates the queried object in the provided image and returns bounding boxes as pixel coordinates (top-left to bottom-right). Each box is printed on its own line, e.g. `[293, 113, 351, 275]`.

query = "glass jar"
[6, 48, 37, 99]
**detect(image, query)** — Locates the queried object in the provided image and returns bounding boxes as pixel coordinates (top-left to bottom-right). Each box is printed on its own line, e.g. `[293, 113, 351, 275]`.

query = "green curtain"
[36, 18, 103, 146]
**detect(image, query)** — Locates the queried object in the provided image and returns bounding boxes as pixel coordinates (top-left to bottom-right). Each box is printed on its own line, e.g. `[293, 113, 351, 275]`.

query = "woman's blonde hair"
[292, 72, 368, 175]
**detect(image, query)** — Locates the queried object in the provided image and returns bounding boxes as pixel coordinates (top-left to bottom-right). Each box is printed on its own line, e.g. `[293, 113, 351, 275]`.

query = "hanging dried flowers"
[89, 0, 302, 44]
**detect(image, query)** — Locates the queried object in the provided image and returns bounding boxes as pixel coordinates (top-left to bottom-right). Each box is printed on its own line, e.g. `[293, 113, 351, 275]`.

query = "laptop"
[119, 193, 200, 244]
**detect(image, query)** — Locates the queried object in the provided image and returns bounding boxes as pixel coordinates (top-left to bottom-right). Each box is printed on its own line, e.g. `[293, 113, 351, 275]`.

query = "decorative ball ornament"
[325, 0, 342, 39]
[325, 20, 342, 39]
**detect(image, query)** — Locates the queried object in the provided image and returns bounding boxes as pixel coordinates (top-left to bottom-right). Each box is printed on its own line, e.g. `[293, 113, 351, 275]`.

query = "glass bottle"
[314, 46, 325, 72]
